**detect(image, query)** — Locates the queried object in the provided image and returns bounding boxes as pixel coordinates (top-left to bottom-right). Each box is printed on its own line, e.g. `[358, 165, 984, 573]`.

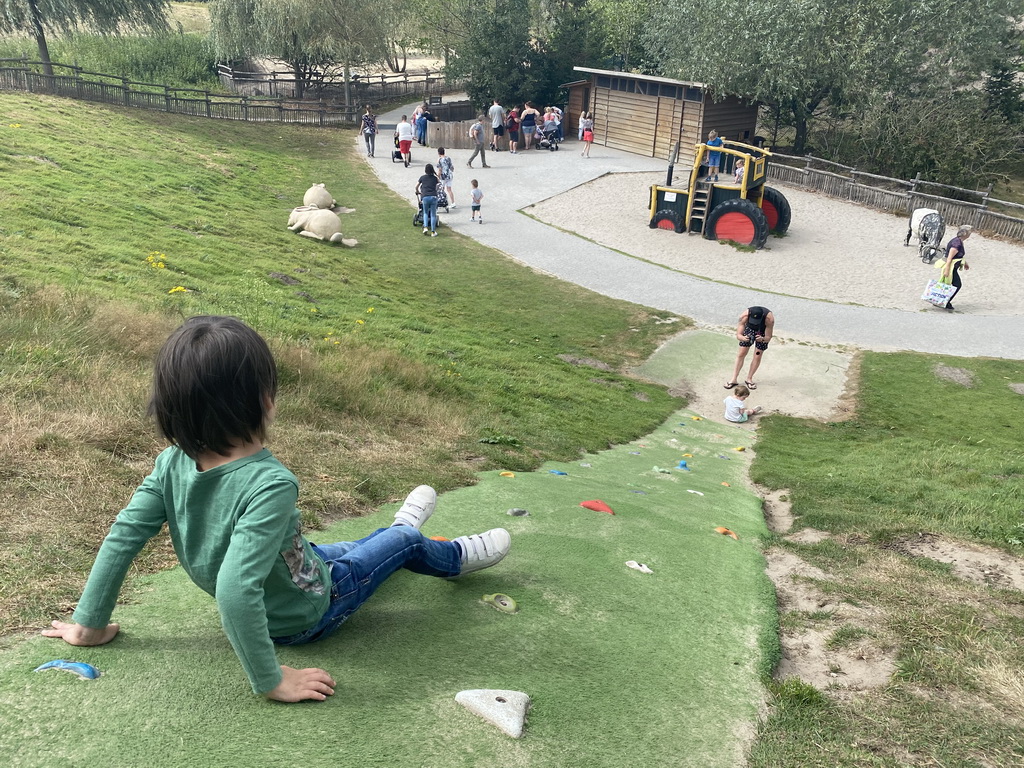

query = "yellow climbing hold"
[499, 471, 516, 477]
[691, 416, 703, 421]
[721, 482, 731, 487]
[682, 454, 693, 458]
[733, 446, 746, 452]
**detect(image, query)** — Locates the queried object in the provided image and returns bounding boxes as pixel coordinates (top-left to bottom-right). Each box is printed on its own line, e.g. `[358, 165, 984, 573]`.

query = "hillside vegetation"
[0, 92, 685, 632]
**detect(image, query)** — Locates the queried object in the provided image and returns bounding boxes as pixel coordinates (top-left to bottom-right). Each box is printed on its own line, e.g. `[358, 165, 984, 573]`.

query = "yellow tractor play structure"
[648, 140, 791, 249]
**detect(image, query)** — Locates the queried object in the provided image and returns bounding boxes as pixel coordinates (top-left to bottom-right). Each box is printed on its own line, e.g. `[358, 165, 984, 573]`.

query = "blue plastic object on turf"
[677, 460, 690, 470]
[34, 660, 101, 679]
[549, 470, 567, 475]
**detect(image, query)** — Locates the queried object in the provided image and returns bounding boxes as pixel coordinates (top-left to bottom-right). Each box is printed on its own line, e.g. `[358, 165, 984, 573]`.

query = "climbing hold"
[721, 482, 731, 487]
[482, 593, 519, 613]
[579, 462, 592, 467]
[682, 454, 693, 458]
[733, 447, 746, 452]
[715, 526, 739, 540]
[625, 560, 654, 574]
[691, 416, 703, 421]
[506, 508, 529, 516]
[455, 689, 531, 738]
[687, 490, 704, 496]
[580, 499, 614, 514]
[629, 490, 647, 495]
[677, 461, 690, 470]
[629, 451, 642, 455]
[652, 466, 672, 474]
[549, 470, 568, 476]
[717, 455, 731, 460]
[499, 471, 516, 477]
[429, 535, 450, 541]
[33, 660, 101, 680]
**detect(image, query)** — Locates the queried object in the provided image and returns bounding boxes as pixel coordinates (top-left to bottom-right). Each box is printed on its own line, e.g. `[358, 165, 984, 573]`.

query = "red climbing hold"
[580, 500, 614, 515]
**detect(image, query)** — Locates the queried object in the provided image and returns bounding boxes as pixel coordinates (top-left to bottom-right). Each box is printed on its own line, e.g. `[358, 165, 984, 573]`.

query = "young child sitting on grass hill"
[43, 315, 511, 702]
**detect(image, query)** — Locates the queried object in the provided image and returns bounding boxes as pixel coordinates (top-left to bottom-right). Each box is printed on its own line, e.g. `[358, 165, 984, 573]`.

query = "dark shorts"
[493, 125, 505, 136]
[508, 130, 519, 141]
[739, 329, 769, 351]
[471, 205, 481, 211]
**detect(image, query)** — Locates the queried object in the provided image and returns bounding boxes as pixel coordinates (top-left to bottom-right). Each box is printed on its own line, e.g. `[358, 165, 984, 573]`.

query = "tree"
[209, 0, 388, 101]
[0, 0, 169, 77]
[645, 0, 1023, 155]
[445, 0, 541, 107]
[591, 0, 647, 71]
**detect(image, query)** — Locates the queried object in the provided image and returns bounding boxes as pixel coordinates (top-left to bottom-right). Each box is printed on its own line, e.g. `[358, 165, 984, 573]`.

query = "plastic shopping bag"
[922, 278, 956, 308]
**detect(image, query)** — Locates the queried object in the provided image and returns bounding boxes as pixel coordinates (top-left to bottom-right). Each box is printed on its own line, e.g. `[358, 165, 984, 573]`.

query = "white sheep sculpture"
[287, 205, 358, 246]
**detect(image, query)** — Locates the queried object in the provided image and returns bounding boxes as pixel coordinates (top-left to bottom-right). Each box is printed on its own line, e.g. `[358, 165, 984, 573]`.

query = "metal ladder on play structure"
[686, 181, 712, 235]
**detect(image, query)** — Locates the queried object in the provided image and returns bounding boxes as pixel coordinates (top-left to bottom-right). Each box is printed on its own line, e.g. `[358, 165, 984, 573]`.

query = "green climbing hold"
[482, 593, 519, 614]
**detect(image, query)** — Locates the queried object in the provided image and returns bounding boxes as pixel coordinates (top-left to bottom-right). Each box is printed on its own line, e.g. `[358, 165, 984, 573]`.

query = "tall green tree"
[0, 0, 169, 77]
[645, 0, 1023, 156]
[209, 0, 387, 101]
[446, 0, 540, 107]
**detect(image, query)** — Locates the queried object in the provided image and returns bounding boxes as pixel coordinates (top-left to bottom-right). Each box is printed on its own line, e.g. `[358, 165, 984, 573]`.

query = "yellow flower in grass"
[356, 319, 365, 325]
[168, 286, 187, 294]
[310, 307, 318, 313]
[366, 307, 375, 313]
[7, 123, 21, 128]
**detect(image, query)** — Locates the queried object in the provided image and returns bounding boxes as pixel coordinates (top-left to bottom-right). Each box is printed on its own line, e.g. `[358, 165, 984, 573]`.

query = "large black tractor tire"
[649, 209, 684, 234]
[761, 186, 792, 235]
[704, 198, 770, 249]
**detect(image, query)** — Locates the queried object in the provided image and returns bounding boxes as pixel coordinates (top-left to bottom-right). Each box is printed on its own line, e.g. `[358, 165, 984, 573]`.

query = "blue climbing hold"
[34, 660, 101, 680]
[549, 470, 568, 476]
[677, 460, 690, 470]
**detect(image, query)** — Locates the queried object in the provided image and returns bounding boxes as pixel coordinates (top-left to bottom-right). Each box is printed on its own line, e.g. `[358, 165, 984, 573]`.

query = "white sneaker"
[390, 485, 436, 529]
[422, 227, 429, 235]
[452, 528, 511, 575]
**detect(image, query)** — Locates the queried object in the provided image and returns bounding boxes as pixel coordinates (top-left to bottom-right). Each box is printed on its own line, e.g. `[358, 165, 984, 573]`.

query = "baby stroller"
[536, 123, 561, 151]
[391, 134, 404, 163]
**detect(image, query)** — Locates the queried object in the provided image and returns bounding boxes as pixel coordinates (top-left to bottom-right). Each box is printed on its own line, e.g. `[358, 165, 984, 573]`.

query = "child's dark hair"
[149, 316, 278, 459]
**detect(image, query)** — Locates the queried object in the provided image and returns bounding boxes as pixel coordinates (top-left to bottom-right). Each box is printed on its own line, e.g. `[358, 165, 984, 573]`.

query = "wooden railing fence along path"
[217, 63, 466, 106]
[768, 152, 1024, 243]
[0, 59, 467, 127]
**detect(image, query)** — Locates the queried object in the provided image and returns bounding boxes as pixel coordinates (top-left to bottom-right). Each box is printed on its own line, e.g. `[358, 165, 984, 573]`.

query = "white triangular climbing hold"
[455, 689, 531, 738]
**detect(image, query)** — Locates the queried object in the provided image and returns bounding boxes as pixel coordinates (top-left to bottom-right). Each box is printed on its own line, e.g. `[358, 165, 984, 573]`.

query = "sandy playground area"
[526, 171, 1024, 317]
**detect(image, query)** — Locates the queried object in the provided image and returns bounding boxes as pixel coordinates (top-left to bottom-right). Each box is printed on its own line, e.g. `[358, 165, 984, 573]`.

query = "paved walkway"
[367, 101, 1020, 360]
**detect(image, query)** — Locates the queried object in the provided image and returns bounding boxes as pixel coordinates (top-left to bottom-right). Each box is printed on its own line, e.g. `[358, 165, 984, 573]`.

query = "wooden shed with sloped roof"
[565, 67, 759, 160]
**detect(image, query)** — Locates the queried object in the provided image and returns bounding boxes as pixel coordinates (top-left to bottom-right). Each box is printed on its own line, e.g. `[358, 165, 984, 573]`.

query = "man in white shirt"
[488, 99, 505, 152]
[395, 115, 415, 168]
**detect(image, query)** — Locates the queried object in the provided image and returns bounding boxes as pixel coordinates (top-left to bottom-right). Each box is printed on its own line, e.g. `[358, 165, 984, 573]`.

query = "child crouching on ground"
[723, 384, 763, 423]
[43, 315, 511, 702]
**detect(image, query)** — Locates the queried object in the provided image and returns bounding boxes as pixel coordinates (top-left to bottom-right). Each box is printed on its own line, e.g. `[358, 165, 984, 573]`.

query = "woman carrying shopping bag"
[940, 227, 971, 313]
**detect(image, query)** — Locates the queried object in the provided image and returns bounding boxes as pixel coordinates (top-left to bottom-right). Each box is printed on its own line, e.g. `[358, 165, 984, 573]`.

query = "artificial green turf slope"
[1, 410, 775, 768]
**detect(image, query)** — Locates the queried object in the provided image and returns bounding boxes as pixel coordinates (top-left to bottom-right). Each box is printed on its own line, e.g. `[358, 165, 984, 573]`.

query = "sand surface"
[527, 171, 1024, 316]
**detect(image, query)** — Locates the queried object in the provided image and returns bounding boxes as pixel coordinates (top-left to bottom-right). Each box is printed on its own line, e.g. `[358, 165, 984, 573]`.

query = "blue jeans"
[421, 195, 438, 232]
[273, 526, 460, 645]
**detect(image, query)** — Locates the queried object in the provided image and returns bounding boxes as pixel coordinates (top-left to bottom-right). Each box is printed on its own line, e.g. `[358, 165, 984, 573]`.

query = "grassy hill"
[0, 92, 686, 633]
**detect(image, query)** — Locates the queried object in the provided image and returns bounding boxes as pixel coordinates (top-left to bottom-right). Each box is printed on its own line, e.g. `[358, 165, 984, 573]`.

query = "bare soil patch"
[766, 548, 897, 694]
[891, 532, 1024, 592]
[933, 364, 978, 388]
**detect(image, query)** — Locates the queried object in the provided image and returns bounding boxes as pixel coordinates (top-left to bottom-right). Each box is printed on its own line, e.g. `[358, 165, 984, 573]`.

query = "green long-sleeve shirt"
[72, 447, 330, 694]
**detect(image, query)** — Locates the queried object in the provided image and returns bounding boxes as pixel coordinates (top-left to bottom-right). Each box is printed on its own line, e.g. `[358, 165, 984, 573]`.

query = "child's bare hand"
[41, 620, 120, 646]
[266, 665, 336, 703]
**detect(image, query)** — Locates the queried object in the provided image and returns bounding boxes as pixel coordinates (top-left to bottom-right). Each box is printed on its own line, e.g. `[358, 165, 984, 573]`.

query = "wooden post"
[242, 97, 248, 122]
[122, 77, 130, 106]
[165, 85, 171, 112]
[205, 92, 212, 118]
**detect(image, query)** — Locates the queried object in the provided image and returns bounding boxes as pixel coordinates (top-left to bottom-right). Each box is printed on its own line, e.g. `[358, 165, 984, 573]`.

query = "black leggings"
[948, 268, 962, 305]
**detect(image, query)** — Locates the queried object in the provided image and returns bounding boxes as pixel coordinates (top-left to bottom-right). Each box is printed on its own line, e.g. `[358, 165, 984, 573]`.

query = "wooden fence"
[0, 60, 364, 124]
[217, 63, 466, 105]
[769, 152, 1024, 242]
